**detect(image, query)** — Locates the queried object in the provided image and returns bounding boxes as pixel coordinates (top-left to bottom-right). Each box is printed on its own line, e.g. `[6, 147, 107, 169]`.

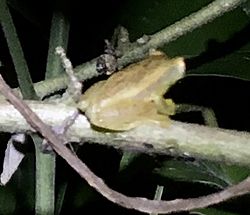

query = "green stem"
[33, 9, 70, 215]
[150, 185, 164, 215]
[45, 11, 70, 79]
[0, 0, 37, 99]
[34, 135, 55, 215]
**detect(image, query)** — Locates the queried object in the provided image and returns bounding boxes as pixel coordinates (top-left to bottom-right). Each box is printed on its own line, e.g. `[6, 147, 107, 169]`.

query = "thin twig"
[1, 75, 250, 214]
[118, 0, 247, 68]
[55, 46, 82, 102]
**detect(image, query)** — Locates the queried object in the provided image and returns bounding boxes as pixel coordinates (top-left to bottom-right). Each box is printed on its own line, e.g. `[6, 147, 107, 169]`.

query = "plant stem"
[119, 0, 247, 67]
[45, 11, 70, 79]
[0, 0, 37, 99]
[34, 9, 70, 215]
[34, 135, 55, 215]
[0, 101, 250, 167]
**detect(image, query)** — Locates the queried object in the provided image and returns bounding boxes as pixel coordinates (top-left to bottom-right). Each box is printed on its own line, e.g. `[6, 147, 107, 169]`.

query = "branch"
[0, 100, 250, 167]
[0, 0, 245, 100]
[118, 0, 247, 67]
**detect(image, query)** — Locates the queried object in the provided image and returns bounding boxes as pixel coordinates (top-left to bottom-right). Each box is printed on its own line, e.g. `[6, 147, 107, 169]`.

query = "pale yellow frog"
[78, 51, 185, 131]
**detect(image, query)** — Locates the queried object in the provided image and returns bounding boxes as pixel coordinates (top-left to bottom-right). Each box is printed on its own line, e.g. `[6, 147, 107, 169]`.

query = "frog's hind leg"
[123, 100, 172, 129]
[138, 111, 172, 128]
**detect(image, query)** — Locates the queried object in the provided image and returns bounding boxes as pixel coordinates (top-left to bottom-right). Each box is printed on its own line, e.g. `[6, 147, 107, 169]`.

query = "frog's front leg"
[153, 97, 176, 116]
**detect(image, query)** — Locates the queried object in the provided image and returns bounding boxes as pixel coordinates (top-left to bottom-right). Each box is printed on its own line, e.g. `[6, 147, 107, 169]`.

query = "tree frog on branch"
[78, 51, 185, 131]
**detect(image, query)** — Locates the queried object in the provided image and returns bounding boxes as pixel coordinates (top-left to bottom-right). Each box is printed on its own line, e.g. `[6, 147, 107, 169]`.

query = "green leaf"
[191, 207, 241, 215]
[119, 152, 139, 171]
[0, 186, 16, 214]
[154, 159, 250, 188]
[220, 164, 250, 184]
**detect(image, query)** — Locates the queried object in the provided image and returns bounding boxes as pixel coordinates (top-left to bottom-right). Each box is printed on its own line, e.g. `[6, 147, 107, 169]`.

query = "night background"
[0, 0, 250, 214]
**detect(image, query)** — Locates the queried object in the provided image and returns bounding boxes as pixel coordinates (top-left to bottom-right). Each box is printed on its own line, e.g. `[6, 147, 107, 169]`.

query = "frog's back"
[100, 53, 170, 98]
[80, 51, 184, 109]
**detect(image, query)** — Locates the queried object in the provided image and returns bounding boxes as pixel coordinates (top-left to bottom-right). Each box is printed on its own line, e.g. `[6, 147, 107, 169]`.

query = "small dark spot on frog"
[149, 99, 154, 103]
[143, 143, 154, 149]
[142, 61, 151, 69]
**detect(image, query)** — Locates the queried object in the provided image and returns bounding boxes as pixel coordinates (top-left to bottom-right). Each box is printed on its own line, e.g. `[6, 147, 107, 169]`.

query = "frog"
[77, 51, 185, 131]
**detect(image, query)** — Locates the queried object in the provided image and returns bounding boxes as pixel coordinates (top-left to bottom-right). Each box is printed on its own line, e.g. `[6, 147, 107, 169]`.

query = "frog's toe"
[164, 99, 175, 115]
